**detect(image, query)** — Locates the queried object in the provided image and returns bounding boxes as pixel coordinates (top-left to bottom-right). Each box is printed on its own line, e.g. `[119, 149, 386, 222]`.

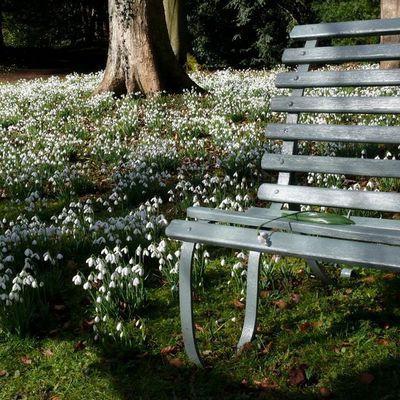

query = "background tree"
[187, 0, 312, 69]
[163, 0, 187, 65]
[381, 0, 400, 69]
[0, 0, 4, 49]
[94, 0, 199, 96]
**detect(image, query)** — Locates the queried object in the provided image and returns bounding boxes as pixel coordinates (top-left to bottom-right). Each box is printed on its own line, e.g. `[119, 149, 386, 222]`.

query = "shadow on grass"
[90, 352, 321, 400]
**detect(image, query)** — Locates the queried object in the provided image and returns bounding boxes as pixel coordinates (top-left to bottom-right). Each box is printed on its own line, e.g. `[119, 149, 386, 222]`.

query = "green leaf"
[282, 211, 355, 225]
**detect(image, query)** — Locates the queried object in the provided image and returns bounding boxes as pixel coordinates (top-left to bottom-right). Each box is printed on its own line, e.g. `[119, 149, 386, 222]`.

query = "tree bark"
[163, 0, 187, 65]
[0, 0, 5, 49]
[94, 0, 199, 96]
[381, 0, 400, 69]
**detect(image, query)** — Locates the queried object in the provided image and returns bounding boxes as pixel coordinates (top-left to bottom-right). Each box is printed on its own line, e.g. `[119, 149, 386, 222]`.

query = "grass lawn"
[0, 68, 400, 399]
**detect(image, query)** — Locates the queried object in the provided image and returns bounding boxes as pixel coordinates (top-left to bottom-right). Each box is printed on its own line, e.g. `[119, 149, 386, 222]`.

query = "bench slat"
[186, 207, 400, 245]
[166, 220, 400, 270]
[276, 69, 400, 88]
[290, 18, 400, 41]
[258, 184, 400, 213]
[267, 123, 400, 144]
[261, 154, 400, 178]
[271, 96, 400, 114]
[244, 207, 400, 232]
[283, 44, 400, 65]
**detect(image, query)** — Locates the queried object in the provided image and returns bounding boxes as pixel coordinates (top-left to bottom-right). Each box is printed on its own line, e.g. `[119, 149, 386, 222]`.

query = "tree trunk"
[381, 0, 400, 69]
[94, 0, 200, 96]
[0, 0, 5, 49]
[163, 0, 187, 65]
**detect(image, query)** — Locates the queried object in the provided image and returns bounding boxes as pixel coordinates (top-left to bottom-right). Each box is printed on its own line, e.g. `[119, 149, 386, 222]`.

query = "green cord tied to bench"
[257, 211, 355, 246]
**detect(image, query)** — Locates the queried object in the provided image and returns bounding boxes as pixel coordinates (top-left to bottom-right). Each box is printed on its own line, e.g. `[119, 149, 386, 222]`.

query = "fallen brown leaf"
[319, 387, 332, 398]
[274, 299, 288, 310]
[41, 349, 54, 358]
[361, 276, 376, 284]
[73, 340, 86, 352]
[288, 364, 307, 386]
[290, 293, 301, 304]
[0, 369, 7, 377]
[80, 319, 95, 332]
[238, 342, 253, 354]
[21, 356, 32, 365]
[299, 321, 322, 332]
[358, 372, 375, 385]
[253, 377, 279, 391]
[258, 342, 273, 356]
[241, 378, 249, 387]
[233, 299, 245, 310]
[160, 345, 178, 356]
[383, 273, 396, 281]
[195, 324, 205, 332]
[376, 338, 391, 346]
[168, 357, 184, 368]
[260, 290, 270, 299]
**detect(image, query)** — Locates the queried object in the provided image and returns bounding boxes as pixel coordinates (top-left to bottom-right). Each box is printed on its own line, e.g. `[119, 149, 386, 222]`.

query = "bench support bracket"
[179, 241, 203, 366]
[237, 251, 262, 350]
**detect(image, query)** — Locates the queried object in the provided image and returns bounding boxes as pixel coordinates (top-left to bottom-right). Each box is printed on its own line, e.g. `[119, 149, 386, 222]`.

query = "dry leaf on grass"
[168, 358, 185, 368]
[21, 356, 32, 365]
[358, 372, 375, 385]
[290, 293, 301, 304]
[160, 346, 178, 356]
[288, 364, 307, 386]
[233, 299, 245, 310]
[319, 387, 332, 398]
[299, 321, 322, 332]
[195, 324, 205, 332]
[253, 377, 279, 391]
[383, 273, 396, 281]
[73, 340, 86, 352]
[273, 299, 288, 310]
[238, 342, 253, 354]
[41, 349, 54, 358]
[258, 342, 273, 356]
[0, 369, 7, 377]
[361, 276, 376, 284]
[376, 338, 391, 346]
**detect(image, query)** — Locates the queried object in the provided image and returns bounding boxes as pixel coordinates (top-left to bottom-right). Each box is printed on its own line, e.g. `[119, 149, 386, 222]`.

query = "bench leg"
[237, 251, 262, 351]
[179, 241, 203, 366]
[306, 258, 330, 284]
[340, 267, 355, 279]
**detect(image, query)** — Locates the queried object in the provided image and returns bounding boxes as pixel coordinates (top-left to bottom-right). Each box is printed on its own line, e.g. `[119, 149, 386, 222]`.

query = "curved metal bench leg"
[179, 241, 203, 366]
[340, 267, 355, 279]
[237, 251, 262, 351]
[306, 258, 330, 284]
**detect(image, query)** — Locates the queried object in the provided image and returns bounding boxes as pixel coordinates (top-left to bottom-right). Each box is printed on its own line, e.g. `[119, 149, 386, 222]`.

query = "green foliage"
[312, 0, 380, 24]
[187, 0, 313, 69]
[2, 0, 108, 47]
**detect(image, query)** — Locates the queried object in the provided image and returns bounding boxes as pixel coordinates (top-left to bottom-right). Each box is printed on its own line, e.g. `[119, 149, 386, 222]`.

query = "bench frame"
[166, 17, 400, 366]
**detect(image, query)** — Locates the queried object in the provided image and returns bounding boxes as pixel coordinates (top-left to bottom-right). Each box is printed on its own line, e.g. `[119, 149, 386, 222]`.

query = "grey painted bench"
[166, 17, 400, 366]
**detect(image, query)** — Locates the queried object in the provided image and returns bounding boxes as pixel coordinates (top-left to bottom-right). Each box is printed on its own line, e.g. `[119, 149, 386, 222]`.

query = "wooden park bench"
[166, 17, 400, 366]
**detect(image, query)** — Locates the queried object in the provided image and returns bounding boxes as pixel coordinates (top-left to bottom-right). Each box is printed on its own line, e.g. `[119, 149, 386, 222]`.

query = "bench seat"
[183, 206, 400, 246]
[166, 218, 400, 271]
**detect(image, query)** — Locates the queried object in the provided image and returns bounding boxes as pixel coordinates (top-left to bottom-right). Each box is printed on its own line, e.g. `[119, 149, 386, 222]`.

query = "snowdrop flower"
[72, 275, 82, 285]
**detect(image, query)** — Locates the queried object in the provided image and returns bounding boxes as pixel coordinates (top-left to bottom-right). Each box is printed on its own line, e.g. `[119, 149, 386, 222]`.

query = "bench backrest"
[261, 17, 400, 214]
